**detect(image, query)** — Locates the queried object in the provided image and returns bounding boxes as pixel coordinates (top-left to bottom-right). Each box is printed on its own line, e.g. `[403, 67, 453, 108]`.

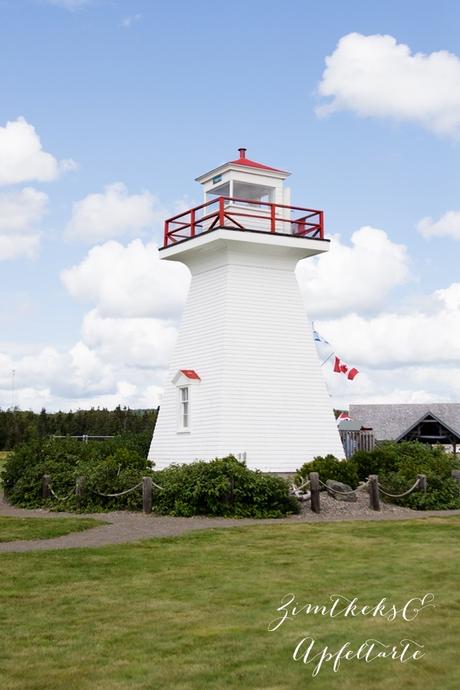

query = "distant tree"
[0, 406, 159, 449]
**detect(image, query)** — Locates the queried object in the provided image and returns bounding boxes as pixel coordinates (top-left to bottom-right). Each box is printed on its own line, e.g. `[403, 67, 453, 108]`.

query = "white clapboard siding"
[149, 231, 344, 473]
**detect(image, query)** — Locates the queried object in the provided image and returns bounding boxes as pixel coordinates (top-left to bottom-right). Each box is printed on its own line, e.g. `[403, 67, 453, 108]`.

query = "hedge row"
[1, 438, 298, 518]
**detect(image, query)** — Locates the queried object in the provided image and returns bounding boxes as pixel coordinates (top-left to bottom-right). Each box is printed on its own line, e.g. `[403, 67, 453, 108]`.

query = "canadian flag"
[337, 411, 352, 422]
[333, 356, 359, 381]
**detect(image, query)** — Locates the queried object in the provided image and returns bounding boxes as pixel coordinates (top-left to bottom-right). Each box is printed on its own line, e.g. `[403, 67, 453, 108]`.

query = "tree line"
[0, 406, 158, 450]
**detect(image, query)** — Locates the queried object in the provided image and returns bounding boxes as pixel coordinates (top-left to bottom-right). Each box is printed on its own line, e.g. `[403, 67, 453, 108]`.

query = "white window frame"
[172, 370, 200, 434]
[178, 385, 191, 432]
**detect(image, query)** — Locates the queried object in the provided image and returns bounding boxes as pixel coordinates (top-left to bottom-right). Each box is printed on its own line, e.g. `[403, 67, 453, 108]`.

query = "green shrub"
[153, 456, 299, 518]
[111, 431, 152, 458]
[2, 442, 298, 518]
[2, 437, 153, 511]
[353, 442, 460, 511]
[352, 443, 402, 482]
[295, 454, 359, 489]
[295, 443, 460, 511]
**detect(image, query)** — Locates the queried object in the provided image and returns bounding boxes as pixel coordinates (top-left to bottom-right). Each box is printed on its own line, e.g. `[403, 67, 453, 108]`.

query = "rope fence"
[43, 469, 425, 517]
[378, 477, 422, 499]
[305, 471, 427, 513]
[41, 474, 163, 514]
[48, 484, 76, 502]
[89, 482, 143, 498]
[317, 478, 370, 496]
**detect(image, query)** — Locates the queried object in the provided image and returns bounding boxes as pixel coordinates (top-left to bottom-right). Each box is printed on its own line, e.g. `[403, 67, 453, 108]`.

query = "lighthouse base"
[149, 236, 344, 472]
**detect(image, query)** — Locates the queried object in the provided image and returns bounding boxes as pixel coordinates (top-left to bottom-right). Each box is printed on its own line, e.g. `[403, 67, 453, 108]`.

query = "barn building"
[349, 403, 460, 454]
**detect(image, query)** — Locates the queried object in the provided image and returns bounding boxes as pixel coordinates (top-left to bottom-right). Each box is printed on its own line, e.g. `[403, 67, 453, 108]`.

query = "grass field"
[0, 516, 103, 543]
[1, 517, 459, 689]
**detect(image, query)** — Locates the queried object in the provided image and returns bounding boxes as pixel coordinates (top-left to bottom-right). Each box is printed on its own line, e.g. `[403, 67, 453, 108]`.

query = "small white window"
[179, 386, 190, 429]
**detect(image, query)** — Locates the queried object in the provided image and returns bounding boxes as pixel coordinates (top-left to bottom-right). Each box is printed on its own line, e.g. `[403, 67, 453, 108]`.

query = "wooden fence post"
[417, 474, 427, 493]
[369, 474, 380, 511]
[42, 474, 50, 499]
[309, 472, 320, 513]
[76, 476, 85, 509]
[143, 477, 152, 515]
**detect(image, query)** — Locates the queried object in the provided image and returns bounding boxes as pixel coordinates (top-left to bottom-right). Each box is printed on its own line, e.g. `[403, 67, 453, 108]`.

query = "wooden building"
[349, 403, 460, 455]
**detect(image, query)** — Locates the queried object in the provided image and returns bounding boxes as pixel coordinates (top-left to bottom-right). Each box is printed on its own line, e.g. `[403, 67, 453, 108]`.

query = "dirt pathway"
[1, 491, 460, 553]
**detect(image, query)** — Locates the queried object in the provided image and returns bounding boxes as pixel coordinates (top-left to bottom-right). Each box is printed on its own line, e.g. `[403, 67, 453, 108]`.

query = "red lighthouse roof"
[229, 147, 287, 173]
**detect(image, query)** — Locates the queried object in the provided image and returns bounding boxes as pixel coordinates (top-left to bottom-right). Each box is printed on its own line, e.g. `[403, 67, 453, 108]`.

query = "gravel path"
[1, 490, 460, 553]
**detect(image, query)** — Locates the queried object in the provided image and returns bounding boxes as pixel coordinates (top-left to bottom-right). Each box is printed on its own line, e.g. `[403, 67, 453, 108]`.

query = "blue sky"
[1, 0, 460, 410]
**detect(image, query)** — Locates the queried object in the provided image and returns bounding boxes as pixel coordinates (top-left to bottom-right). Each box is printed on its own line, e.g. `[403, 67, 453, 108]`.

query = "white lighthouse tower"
[149, 149, 344, 473]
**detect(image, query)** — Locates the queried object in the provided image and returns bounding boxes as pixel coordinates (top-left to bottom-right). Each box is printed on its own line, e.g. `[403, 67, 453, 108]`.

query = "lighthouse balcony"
[162, 196, 324, 248]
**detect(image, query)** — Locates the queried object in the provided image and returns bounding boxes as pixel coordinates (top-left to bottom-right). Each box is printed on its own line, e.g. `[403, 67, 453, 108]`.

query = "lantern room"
[162, 149, 324, 248]
[197, 147, 291, 208]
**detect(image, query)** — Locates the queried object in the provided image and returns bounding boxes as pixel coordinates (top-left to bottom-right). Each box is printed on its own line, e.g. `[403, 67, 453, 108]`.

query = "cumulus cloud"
[317, 298, 460, 408]
[296, 226, 411, 318]
[81, 310, 178, 370]
[317, 282, 460, 370]
[0, 187, 47, 260]
[0, 187, 47, 231]
[0, 117, 75, 185]
[324, 363, 459, 412]
[65, 182, 164, 243]
[12, 236, 189, 409]
[0, 322, 175, 410]
[61, 239, 190, 317]
[0, 233, 41, 261]
[0, 325, 173, 410]
[317, 33, 460, 136]
[418, 210, 460, 240]
[0, 343, 114, 400]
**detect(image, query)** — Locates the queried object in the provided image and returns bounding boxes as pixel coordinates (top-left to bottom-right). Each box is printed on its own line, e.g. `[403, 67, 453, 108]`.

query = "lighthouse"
[149, 149, 344, 473]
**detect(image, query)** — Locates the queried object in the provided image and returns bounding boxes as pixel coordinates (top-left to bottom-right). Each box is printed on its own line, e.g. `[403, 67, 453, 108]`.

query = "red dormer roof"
[180, 369, 201, 380]
[228, 148, 287, 173]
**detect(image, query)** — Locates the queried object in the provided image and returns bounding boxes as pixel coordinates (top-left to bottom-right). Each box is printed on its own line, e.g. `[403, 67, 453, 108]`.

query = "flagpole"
[320, 352, 335, 367]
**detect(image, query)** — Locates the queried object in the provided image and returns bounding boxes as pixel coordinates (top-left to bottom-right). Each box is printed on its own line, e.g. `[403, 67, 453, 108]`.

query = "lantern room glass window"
[233, 181, 273, 206]
[205, 181, 274, 208]
[206, 182, 230, 204]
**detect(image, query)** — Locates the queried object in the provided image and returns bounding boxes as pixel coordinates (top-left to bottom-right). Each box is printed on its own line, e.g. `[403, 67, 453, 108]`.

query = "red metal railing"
[162, 197, 324, 248]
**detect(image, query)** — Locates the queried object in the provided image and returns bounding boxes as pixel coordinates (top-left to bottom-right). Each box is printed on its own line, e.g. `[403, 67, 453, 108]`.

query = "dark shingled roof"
[349, 403, 460, 441]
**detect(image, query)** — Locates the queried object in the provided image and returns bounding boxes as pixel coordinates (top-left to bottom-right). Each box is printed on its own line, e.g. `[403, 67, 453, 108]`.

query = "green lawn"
[0, 516, 104, 543]
[1, 517, 459, 689]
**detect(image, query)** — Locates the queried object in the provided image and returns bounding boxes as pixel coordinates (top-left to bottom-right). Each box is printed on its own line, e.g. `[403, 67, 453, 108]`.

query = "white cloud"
[311, 278, 460, 407]
[0, 317, 176, 410]
[296, 226, 411, 318]
[0, 117, 76, 186]
[317, 33, 460, 136]
[0, 188, 47, 231]
[61, 239, 190, 317]
[325, 364, 457, 412]
[81, 309, 178, 369]
[11, 236, 189, 410]
[0, 343, 114, 401]
[122, 14, 142, 28]
[45, 0, 90, 9]
[317, 282, 460, 371]
[0, 233, 41, 261]
[3, 236, 188, 409]
[0, 187, 47, 260]
[418, 210, 460, 240]
[65, 182, 164, 243]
